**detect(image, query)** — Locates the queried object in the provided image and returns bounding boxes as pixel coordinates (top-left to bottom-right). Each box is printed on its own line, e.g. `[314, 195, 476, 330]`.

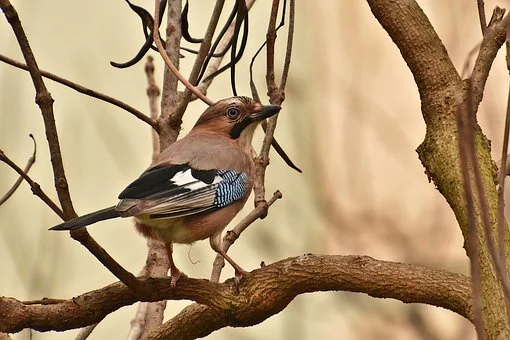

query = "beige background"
[1, 1, 508, 339]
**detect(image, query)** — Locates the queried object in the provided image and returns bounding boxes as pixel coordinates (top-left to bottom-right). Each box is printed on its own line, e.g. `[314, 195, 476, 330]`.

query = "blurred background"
[1, 0, 509, 339]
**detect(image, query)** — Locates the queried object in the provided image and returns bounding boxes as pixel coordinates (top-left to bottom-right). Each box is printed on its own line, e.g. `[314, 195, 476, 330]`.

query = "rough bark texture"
[367, 0, 510, 338]
[0, 255, 471, 336]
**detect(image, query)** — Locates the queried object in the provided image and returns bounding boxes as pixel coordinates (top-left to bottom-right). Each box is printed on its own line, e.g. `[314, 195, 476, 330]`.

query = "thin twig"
[152, 0, 213, 106]
[0, 148, 64, 219]
[0, 54, 158, 131]
[470, 7, 508, 111]
[477, 0, 487, 35]
[455, 95, 485, 340]
[0, 134, 36, 206]
[279, 0, 294, 92]
[210, 191, 282, 282]
[195, 0, 257, 96]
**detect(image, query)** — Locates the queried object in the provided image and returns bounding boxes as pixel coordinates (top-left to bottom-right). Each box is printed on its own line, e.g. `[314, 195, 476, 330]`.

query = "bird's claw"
[170, 269, 186, 288]
[234, 268, 248, 287]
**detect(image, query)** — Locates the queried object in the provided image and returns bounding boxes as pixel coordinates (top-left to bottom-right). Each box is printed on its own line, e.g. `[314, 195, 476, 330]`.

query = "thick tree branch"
[367, 0, 510, 338]
[0, 255, 472, 335]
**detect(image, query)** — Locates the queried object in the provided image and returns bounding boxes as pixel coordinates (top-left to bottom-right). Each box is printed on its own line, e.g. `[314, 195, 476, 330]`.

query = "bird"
[50, 96, 281, 286]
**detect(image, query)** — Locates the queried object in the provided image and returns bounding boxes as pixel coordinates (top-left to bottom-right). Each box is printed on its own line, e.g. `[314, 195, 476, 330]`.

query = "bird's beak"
[250, 104, 281, 121]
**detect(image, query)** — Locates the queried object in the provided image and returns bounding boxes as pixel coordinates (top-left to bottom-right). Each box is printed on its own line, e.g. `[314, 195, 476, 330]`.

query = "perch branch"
[0, 255, 473, 335]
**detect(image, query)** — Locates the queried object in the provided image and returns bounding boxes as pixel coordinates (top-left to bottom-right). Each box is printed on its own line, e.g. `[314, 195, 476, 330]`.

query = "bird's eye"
[226, 107, 240, 120]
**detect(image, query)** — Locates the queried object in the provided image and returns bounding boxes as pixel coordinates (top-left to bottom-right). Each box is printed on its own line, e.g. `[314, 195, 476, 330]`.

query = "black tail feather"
[49, 206, 120, 230]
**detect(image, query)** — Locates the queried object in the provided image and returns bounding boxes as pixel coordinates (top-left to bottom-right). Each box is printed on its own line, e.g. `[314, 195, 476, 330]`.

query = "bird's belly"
[134, 205, 240, 244]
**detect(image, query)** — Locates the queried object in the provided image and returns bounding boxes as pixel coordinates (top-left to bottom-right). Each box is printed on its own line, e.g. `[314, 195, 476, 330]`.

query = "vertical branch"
[0, 0, 75, 217]
[158, 0, 183, 147]
[477, 0, 487, 35]
[456, 95, 485, 340]
[136, 56, 170, 337]
[279, 0, 294, 92]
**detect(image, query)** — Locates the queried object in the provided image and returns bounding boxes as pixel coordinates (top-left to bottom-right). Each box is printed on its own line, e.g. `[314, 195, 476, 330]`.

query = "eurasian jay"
[51, 96, 281, 285]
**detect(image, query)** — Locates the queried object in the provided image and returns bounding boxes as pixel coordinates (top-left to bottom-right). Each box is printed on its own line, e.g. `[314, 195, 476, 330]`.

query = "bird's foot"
[234, 268, 248, 287]
[170, 268, 187, 288]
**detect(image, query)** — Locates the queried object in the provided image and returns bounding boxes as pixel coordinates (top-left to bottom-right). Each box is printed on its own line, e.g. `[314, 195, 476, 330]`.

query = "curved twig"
[0, 134, 36, 206]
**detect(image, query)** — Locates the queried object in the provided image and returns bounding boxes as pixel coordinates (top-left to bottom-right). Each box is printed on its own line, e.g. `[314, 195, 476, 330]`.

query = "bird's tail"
[49, 206, 120, 230]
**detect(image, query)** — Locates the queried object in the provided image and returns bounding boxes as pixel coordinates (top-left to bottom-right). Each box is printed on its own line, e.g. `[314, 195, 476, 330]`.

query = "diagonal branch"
[0, 54, 158, 131]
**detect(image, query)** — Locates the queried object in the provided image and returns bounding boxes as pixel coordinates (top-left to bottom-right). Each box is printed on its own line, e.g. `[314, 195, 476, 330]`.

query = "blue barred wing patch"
[116, 164, 248, 219]
[214, 170, 248, 207]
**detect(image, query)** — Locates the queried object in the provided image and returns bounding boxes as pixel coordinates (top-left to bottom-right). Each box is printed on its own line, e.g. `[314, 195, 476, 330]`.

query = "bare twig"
[175, 0, 225, 118]
[279, 0, 294, 92]
[470, 7, 508, 110]
[145, 56, 161, 157]
[127, 301, 148, 340]
[0, 148, 64, 219]
[476, 0, 487, 35]
[0, 134, 36, 206]
[0, 0, 75, 217]
[152, 0, 213, 106]
[0, 54, 158, 131]
[455, 95, 485, 340]
[210, 191, 282, 282]
[195, 0, 256, 96]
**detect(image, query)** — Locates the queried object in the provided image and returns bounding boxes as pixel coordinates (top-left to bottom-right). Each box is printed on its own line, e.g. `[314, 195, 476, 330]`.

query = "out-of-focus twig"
[0, 134, 36, 206]
[455, 91, 485, 340]
[74, 323, 99, 340]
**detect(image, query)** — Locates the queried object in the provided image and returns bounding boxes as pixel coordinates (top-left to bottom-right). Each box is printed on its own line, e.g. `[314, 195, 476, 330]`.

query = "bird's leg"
[165, 243, 185, 287]
[210, 233, 247, 284]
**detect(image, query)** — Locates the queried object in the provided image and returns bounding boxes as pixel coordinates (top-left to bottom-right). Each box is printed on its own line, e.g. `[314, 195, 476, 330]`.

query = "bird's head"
[193, 96, 281, 146]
